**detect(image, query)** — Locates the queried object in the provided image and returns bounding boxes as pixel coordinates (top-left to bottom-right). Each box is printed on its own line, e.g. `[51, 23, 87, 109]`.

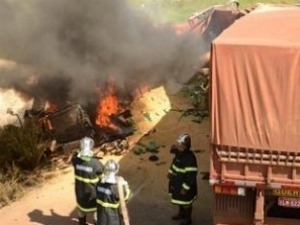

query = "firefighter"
[96, 159, 131, 225]
[168, 133, 198, 225]
[72, 136, 104, 225]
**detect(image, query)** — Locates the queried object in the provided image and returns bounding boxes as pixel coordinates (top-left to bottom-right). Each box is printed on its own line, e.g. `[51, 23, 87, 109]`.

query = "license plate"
[278, 197, 300, 208]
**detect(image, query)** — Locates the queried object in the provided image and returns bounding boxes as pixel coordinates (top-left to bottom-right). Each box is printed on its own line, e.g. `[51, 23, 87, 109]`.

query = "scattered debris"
[200, 171, 210, 180]
[142, 112, 152, 122]
[98, 139, 130, 156]
[142, 128, 156, 137]
[134, 147, 147, 155]
[134, 140, 160, 155]
[193, 149, 206, 154]
[148, 155, 159, 162]
[155, 161, 167, 166]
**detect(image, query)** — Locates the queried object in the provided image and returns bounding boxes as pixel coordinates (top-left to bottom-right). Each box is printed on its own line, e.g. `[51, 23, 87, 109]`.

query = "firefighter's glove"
[170, 145, 178, 154]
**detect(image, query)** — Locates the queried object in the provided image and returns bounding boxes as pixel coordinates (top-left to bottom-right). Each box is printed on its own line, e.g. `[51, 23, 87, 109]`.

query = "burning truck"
[22, 83, 136, 156]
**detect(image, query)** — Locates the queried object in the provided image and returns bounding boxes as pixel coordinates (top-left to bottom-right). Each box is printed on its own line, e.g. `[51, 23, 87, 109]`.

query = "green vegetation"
[0, 164, 24, 208]
[0, 117, 48, 208]
[0, 118, 46, 171]
[177, 72, 209, 123]
[130, 0, 299, 23]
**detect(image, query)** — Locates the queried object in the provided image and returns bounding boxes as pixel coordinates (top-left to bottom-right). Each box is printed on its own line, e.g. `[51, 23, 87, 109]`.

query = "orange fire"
[95, 81, 120, 128]
[45, 100, 58, 113]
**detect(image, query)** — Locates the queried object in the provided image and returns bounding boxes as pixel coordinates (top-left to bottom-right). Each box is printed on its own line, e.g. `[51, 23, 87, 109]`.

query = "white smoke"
[0, 88, 33, 127]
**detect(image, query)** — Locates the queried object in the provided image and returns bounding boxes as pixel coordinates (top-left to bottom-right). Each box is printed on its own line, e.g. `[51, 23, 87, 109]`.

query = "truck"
[30, 103, 134, 154]
[37, 104, 94, 144]
[209, 4, 300, 225]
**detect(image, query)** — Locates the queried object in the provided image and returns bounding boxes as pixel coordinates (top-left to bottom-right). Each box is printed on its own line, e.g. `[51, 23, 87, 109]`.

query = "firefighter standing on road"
[72, 137, 104, 225]
[168, 133, 198, 225]
[96, 159, 131, 225]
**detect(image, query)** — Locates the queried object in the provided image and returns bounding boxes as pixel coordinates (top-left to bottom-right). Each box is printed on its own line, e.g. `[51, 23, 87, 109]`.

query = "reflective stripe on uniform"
[77, 204, 96, 212]
[171, 196, 196, 205]
[171, 164, 197, 173]
[96, 199, 120, 208]
[182, 183, 190, 190]
[75, 175, 99, 184]
[185, 167, 198, 172]
[80, 156, 92, 161]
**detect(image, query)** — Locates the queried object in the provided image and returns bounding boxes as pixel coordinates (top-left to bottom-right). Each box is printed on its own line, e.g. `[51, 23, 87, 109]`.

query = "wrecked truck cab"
[38, 104, 94, 144]
[23, 103, 135, 155]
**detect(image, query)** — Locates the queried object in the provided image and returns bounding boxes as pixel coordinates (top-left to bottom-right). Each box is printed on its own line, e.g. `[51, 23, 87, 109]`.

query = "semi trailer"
[209, 4, 300, 225]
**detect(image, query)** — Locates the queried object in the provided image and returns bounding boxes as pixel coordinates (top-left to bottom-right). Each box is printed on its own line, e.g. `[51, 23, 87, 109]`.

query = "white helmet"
[77, 137, 94, 158]
[176, 133, 191, 149]
[102, 159, 120, 184]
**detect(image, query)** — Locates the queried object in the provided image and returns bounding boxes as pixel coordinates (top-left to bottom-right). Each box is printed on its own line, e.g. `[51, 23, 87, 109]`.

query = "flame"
[37, 100, 58, 131]
[95, 81, 119, 128]
[45, 100, 58, 113]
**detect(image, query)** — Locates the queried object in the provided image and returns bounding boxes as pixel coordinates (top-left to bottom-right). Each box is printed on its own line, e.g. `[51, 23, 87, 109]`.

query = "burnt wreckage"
[25, 104, 135, 154]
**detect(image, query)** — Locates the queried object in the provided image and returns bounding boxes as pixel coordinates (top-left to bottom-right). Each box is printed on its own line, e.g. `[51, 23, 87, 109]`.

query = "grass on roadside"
[0, 164, 25, 208]
[0, 156, 71, 209]
[130, 0, 299, 23]
[0, 118, 70, 209]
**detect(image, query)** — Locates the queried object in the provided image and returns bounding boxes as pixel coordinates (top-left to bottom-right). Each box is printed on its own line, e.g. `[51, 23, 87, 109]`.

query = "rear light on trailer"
[214, 185, 246, 196]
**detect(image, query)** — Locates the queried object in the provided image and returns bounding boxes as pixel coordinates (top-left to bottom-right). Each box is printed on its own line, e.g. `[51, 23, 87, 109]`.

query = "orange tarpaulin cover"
[210, 5, 300, 151]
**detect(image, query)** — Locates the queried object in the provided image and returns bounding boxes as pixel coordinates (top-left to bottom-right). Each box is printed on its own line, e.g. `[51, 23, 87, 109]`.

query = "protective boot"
[171, 206, 185, 220]
[78, 215, 88, 225]
[179, 205, 192, 225]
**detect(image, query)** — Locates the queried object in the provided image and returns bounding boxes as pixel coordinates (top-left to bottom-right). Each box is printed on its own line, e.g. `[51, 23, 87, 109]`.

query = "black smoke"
[0, 0, 206, 109]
